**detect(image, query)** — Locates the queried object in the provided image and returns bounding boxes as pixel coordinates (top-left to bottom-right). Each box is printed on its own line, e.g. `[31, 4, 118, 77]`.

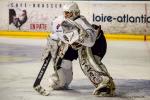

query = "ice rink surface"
[0, 37, 150, 100]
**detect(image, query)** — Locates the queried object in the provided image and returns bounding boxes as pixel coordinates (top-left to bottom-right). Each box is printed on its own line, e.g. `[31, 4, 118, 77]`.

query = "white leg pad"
[49, 60, 73, 89]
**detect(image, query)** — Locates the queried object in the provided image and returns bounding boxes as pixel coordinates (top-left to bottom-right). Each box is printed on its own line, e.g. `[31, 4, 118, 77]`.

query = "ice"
[0, 37, 150, 100]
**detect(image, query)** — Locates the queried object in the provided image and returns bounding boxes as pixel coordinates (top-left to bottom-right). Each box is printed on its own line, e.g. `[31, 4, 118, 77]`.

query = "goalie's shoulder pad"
[74, 15, 93, 30]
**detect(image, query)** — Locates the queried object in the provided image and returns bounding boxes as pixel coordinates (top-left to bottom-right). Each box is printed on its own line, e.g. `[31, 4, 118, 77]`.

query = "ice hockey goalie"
[43, 2, 115, 97]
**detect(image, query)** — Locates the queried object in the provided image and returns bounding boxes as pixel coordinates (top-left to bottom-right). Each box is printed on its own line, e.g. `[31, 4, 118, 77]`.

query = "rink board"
[0, 31, 150, 41]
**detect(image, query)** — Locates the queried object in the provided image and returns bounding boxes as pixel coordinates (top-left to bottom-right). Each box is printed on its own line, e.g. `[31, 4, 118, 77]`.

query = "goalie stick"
[33, 52, 52, 96]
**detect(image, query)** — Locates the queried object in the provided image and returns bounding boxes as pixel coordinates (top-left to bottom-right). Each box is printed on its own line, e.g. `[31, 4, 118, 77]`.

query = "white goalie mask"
[63, 3, 80, 20]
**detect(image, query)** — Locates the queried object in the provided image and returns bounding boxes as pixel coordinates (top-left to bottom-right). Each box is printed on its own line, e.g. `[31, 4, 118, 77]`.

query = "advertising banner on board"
[8, 1, 64, 31]
[7, 1, 150, 34]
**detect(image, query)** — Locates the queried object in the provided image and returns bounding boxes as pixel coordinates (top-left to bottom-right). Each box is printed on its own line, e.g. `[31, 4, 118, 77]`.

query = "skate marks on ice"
[45, 79, 150, 100]
[69, 79, 150, 99]
[0, 43, 43, 64]
[114, 79, 150, 99]
[1, 74, 150, 100]
[0, 64, 150, 100]
[0, 40, 150, 100]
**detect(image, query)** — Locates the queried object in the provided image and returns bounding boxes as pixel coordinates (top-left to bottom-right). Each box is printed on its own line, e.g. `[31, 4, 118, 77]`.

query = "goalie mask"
[63, 3, 80, 20]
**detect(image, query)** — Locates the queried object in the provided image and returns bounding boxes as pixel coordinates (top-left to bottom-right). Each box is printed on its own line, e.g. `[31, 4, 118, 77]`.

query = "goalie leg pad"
[49, 59, 73, 90]
[78, 47, 115, 96]
[92, 77, 115, 97]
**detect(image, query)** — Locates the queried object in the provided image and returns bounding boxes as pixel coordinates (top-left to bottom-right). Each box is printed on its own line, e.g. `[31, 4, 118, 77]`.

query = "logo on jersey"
[56, 24, 60, 30]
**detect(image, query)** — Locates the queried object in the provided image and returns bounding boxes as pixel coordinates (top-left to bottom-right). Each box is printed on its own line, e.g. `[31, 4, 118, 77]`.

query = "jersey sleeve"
[74, 16, 97, 47]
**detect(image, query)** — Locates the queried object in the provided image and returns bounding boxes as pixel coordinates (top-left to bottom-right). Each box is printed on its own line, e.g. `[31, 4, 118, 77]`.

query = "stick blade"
[33, 85, 50, 96]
